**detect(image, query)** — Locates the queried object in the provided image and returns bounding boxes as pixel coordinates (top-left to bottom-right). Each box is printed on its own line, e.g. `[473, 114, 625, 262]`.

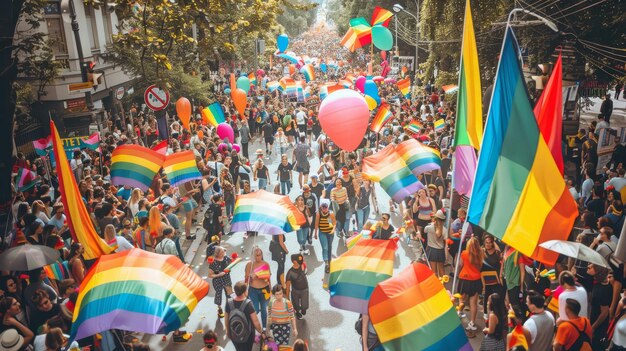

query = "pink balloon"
[216, 123, 234, 143]
[318, 90, 369, 151]
[232, 144, 241, 153]
[256, 69, 265, 77]
[355, 76, 366, 94]
[218, 143, 231, 154]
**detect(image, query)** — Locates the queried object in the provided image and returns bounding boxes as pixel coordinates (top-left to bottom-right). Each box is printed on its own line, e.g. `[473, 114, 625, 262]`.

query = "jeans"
[248, 286, 268, 328]
[319, 232, 334, 262]
[280, 180, 291, 195]
[335, 219, 350, 237]
[173, 236, 185, 262]
[296, 228, 308, 248]
[258, 178, 267, 190]
[355, 205, 370, 229]
[225, 198, 234, 217]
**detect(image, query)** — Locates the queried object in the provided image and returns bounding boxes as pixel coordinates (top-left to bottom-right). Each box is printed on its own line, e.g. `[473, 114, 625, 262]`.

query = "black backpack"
[564, 319, 591, 351]
[227, 299, 252, 344]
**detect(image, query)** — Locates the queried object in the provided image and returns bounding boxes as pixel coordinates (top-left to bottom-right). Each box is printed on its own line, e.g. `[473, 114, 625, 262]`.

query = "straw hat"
[0, 329, 24, 351]
[433, 210, 446, 220]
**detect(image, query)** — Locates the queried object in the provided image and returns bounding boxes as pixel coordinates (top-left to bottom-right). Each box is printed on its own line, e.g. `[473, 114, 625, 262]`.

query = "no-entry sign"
[144, 85, 170, 111]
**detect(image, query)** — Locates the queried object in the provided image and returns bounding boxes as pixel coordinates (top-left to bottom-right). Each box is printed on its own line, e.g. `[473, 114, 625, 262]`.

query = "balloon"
[355, 76, 366, 93]
[224, 87, 231, 94]
[236, 76, 251, 94]
[232, 88, 247, 118]
[365, 95, 378, 110]
[232, 144, 241, 153]
[229, 73, 236, 95]
[289, 64, 295, 76]
[216, 123, 234, 143]
[380, 51, 387, 61]
[175, 97, 191, 130]
[320, 63, 327, 73]
[197, 130, 204, 139]
[318, 89, 369, 151]
[277, 34, 289, 53]
[256, 69, 265, 77]
[372, 25, 393, 51]
[364, 78, 381, 104]
[218, 142, 232, 154]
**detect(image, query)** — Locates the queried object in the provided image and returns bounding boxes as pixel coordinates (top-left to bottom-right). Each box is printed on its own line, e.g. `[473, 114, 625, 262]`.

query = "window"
[45, 2, 69, 69]
[84, 5, 99, 51]
[102, 11, 113, 45]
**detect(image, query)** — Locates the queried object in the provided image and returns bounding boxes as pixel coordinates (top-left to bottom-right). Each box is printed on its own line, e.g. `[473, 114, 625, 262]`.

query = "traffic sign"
[115, 86, 125, 100]
[144, 85, 170, 111]
[68, 82, 94, 93]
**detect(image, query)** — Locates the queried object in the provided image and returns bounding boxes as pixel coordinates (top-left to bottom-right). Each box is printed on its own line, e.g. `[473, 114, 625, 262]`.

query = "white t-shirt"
[613, 314, 626, 347]
[34, 333, 79, 351]
[558, 286, 589, 320]
[296, 110, 307, 125]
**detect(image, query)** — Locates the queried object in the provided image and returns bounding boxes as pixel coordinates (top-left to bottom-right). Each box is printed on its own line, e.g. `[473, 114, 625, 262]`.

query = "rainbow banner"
[404, 121, 422, 135]
[201, 103, 226, 127]
[231, 190, 306, 235]
[33, 135, 52, 156]
[370, 102, 393, 133]
[51, 121, 113, 260]
[69, 249, 209, 341]
[467, 28, 577, 264]
[395, 139, 441, 177]
[371, 6, 393, 27]
[267, 81, 280, 92]
[14, 168, 39, 192]
[434, 118, 445, 132]
[362, 145, 424, 203]
[151, 140, 168, 156]
[300, 64, 315, 83]
[442, 85, 459, 94]
[248, 72, 257, 86]
[329, 239, 397, 314]
[43, 261, 68, 281]
[162, 151, 201, 187]
[280, 78, 297, 97]
[369, 263, 471, 351]
[111, 145, 166, 191]
[397, 78, 411, 98]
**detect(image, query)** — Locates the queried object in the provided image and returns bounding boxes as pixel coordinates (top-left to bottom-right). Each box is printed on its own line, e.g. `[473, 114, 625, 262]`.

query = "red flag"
[151, 140, 168, 155]
[533, 53, 563, 174]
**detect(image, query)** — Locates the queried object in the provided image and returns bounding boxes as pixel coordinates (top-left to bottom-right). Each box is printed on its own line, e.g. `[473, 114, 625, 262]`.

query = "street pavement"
[139, 138, 486, 350]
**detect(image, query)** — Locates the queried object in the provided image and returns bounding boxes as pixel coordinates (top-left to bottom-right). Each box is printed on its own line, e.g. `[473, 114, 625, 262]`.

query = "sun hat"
[433, 209, 446, 220]
[0, 329, 24, 351]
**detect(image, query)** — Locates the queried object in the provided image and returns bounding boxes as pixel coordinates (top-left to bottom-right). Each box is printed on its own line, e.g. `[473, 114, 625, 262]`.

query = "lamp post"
[393, 2, 420, 73]
[61, 0, 93, 109]
[506, 8, 558, 32]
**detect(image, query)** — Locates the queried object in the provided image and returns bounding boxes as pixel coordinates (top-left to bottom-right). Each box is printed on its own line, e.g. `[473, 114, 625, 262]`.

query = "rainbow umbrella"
[340, 17, 372, 52]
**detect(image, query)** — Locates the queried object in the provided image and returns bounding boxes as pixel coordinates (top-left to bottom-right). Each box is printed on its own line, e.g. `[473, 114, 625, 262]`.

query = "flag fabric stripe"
[395, 139, 441, 177]
[33, 136, 52, 156]
[370, 102, 393, 133]
[230, 190, 305, 234]
[329, 239, 397, 314]
[151, 140, 168, 155]
[162, 151, 201, 187]
[534, 54, 564, 174]
[453, 145, 477, 196]
[397, 78, 411, 98]
[371, 6, 393, 27]
[111, 145, 165, 191]
[467, 28, 577, 264]
[50, 121, 113, 260]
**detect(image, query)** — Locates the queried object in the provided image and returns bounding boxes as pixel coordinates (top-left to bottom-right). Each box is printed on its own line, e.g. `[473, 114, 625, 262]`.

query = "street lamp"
[507, 8, 558, 32]
[393, 2, 420, 73]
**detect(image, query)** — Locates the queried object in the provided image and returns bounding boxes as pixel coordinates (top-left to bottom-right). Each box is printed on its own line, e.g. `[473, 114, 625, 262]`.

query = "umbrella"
[384, 77, 396, 84]
[539, 240, 609, 268]
[0, 245, 61, 271]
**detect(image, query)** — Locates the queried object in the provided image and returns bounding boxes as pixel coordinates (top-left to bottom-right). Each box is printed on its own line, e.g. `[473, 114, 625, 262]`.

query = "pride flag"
[43, 261, 68, 281]
[50, 121, 113, 260]
[14, 168, 39, 192]
[404, 121, 422, 135]
[319, 85, 328, 100]
[467, 28, 577, 264]
[231, 190, 306, 235]
[253, 263, 271, 280]
[395, 139, 441, 178]
[201, 102, 226, 127]
[396, 78, 411, 98]
[151, 140, 168, 156]
[69, 249, 209, 341]
[266, 81, 280, 92]
[434, 118, 445, 132]
[33, 135, 52, 156]
[111, 145, 165, 192]
[369, 263, 471, 351]
[508, 324, 529, 349]
[370, 102, 393, 133]
[162, 151, 201, 187]
[442, 85, 459, 94]
[248, 72, 256, 86]
[300, 64, 315, 83]
[371, 6, 393, 27]
[340, 17, 372, 52]
[362, 145, 424, 202]
[329, 239, 397, 314]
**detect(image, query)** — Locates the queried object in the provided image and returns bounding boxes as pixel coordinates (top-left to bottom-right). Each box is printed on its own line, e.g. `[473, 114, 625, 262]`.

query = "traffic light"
[85, 61, 103, 89]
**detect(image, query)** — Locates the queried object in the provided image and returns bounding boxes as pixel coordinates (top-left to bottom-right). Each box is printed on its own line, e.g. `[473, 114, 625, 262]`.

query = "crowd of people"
[3, 20, 626, 351]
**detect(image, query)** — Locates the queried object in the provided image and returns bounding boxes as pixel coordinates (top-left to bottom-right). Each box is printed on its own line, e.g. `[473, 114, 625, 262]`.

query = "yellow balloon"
[365, 95, 377, 110]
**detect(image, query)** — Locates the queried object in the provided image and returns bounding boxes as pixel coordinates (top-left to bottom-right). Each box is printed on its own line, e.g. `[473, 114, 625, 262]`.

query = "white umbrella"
[539, 240, 609, 268]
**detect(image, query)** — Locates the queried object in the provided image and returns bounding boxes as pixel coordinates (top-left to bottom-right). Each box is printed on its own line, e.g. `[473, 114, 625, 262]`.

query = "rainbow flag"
[327, 83, 345, 94]
[248, 72, 257, 86]
[453, 0, 482, 196]
[404, 121, 422, 135]
[231, 190, 306, 235]
[319, 85, 328, 100]
[442, 85, 459, 94]
[201, 102, 226, 127]
[371, 6, 393, 27]
[370, 102, 393, 133]
[368, 263, 471, 351]
[162, 151, 201, 187]
[69, 249, 209, 341]
[33, 135, 52, 156]
[395, 139, 441, 177]
[434, 118, 445, 132]
[362, 145, 424, 203]
[111, 145, 166, 191]
[14, 167, 39, 192]
[329, 239, 397, 314]
[266, 81, 280, 92]
[151, 140, 168, 156]
[300, 64, 315, 83]
[253, 263, 271, 280]
[508, 324, 529, 349]
[467, 28, 577, 264]
[280, 78, 297, 97]
[340, 17, 372, 52]
[397, 78, 411, 98]
[43, 261, 68, 281]
[50, 121, 113, 260]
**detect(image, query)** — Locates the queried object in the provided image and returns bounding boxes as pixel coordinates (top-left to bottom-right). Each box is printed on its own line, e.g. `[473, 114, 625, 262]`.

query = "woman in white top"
[423, 210, 448, 278]
[103, 224, 133, 252]
[128, 188, 142, 217]
[170, 121, 181, 139]
[32, 200, 50, 224]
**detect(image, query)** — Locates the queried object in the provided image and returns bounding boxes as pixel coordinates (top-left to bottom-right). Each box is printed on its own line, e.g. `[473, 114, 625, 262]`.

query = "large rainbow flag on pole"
[452, 0, 482, 196]
[370, 103, 393, 133]
[368, 263, 471, 351]
[50, 121, 113, 260]
[395, 139, 441, 178]
[162, 151, 201, 187]
[111, 145, 165, 192]
[329, 239, 397, 314]
[467, 27, 577, 264]
[396, 78, 411, 98]
[362, 145, 424, 203]
[231, 190, 306, 234]
[69, 249, 209, 341]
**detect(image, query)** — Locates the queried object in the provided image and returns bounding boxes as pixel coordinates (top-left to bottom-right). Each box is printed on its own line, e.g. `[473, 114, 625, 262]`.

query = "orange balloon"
[289, 64, 295, 76]
[198, 130, 204, 139]
[232, 88, 247, 119]
[229, 73, 236, 99]
[176, 97, 192, 130]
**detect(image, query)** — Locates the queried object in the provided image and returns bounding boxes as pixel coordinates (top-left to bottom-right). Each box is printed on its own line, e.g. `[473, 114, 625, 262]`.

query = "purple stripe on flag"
[329, 295, 368, 314]
[454, 145, 477, 196]
[73, 310, 165, 340]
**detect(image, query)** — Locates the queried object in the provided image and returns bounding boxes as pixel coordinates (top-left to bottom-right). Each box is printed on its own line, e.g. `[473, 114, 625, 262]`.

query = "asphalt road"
[139, 138, 485, 350]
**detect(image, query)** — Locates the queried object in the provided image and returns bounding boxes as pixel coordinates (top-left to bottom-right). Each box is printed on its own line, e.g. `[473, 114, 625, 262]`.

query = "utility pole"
[67, 0, 93, 110]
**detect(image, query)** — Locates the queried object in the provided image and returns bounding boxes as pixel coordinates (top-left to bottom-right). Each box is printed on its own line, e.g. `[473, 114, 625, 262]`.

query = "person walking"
[225, 281, 264, 351]
[239, 119, 252, 159]
[315, 201, 336, 273]
[522, 290, 555, 351]
[267, 284, 298, 347]
[479, 293, 507, 351]
[459, 237, 483, 332]
[601, 93, 614, 124]
[244, 246, 271, 329]
[553, 299, 592, 351]
[208, 246, 233, 319]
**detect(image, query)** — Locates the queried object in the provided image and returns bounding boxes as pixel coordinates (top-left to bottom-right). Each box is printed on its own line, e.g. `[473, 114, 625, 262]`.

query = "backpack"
[203, 205, 216, 231]
[227, 299, 252, 343]
[355, 316, 382, 350]
[564, 319, 591, 351]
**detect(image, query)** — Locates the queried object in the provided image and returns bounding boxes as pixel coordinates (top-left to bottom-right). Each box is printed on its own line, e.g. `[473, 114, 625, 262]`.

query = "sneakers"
[173, 332, 192, 343]
[325, 263, 330, 273]
[303, 249, 310, 255]
[296, 311, 303, 320]
[218, 307, 224, 318]
[465, 321, 477, 331]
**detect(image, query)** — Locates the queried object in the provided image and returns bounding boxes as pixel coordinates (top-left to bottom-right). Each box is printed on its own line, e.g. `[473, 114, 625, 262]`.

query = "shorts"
[459, 279, 482, 296]
[426, 246, 446, 262]
[296, 165, 309, 174]
[182, 198, 198, 212]
[265, 137, 274, 145]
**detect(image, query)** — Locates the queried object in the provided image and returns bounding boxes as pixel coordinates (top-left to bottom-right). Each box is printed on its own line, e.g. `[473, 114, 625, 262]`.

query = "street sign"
[144, 85, 170, 111]
[65, 97, 87, 112]
[68, 82, 94, 93]
[115, 86, 125, 100]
